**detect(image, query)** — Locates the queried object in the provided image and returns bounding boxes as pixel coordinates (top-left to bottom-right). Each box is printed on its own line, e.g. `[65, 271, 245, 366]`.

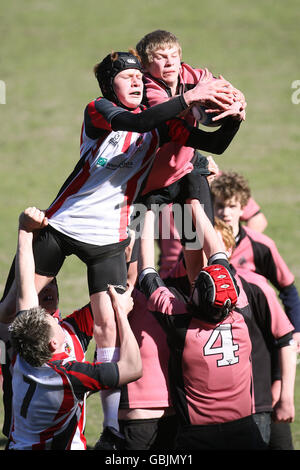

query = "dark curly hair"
[211, 171, 251, 209]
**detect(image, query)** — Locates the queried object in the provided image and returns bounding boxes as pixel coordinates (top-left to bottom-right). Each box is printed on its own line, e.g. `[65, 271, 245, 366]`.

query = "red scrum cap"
[190, 265, 239, 323]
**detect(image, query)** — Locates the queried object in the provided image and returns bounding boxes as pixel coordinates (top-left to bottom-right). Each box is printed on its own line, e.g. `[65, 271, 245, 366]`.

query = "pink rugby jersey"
[120, 288, 172, 410]
[145, 284, 254, 426]
[231, 226, 294, 290]
[240, 197, 261, 222]
[153, 254, 294, 416]
[141, 63, 213, 195]
[235, 269, 294, 413]
[237, 268, 294, 339]
[9, 305, 119, 450]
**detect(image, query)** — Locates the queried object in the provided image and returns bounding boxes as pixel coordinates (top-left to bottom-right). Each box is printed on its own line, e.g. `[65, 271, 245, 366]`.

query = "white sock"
[97, 347, 121, 431]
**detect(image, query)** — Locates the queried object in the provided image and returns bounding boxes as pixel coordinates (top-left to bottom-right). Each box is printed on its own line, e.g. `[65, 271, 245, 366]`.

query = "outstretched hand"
[210, 100, 246, 122]
[19, 207, 48, 232]
[192, 76, 235, 110]
[203, 75, 247, 121]
[218, 75, 247, 109]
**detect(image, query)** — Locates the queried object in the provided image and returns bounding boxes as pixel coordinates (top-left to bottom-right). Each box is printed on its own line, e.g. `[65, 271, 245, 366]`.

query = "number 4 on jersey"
[203, 324, 239, 367]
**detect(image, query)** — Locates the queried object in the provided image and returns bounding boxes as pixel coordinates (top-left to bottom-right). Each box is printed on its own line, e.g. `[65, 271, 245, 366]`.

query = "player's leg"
[0, 278, 17, 324]
[33, 226, 64, 297]
[174, 170, 223, 282]
[87, 246, 128, 450]
[1, 256, 16, 303]
[181, 199, 223, 282]
[91, 290, 125, 448]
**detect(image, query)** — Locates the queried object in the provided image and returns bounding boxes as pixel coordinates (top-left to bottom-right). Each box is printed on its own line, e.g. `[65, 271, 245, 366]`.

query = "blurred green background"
[0, 0, 299, 450]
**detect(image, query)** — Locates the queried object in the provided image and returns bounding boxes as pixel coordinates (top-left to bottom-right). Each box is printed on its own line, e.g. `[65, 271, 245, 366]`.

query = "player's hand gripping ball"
[191, 104, 221, 127]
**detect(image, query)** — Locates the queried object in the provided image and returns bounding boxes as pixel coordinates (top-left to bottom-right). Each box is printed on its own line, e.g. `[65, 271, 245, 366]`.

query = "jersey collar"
[143, 69, 183, 98]
[235, 224, 247, 246]
[50, 351, 69, 362]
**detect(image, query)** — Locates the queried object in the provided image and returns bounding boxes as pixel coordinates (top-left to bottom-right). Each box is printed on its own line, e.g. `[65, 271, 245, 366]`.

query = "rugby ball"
[191, 104, 220, 127]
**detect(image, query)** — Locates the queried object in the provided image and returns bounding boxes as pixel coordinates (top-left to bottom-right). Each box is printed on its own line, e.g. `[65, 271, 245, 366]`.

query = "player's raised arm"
[184, 76, 235, 110]
[139, 209, 156, 273]
[16, 207, 48, 312]
[108, 285, 142, 385]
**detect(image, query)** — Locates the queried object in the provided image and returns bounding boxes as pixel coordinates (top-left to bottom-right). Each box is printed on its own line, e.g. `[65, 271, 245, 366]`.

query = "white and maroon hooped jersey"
[46, 99, 160, 246]
[10, 355, 87, 450]
[9, 305, 119, 450]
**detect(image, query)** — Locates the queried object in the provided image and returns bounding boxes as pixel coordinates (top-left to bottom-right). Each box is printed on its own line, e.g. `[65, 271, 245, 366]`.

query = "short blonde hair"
[136, 30, 182, 67]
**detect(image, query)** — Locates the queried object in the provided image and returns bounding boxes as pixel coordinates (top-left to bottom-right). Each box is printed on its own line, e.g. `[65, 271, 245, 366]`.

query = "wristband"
[208, 252, 228, 265]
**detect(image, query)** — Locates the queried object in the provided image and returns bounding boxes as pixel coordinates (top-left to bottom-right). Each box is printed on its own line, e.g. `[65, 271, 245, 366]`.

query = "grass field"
[0, 0, 300, 450]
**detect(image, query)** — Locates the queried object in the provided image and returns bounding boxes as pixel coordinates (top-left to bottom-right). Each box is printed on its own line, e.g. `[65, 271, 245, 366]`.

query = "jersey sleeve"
[240, 197, 261, 221]
[110, 95, 188, 133]
[84, 98, 126, 138]
[158, 116, 241, 155]
[148, 286, 187, 316]
[139, 268, 187, 315]
[244, 227, 295, 290]
[279, 283, 300, 332]
[241, 273, 294, 345]
[50, 360, 119, 399]
[259, 282, 294, 343]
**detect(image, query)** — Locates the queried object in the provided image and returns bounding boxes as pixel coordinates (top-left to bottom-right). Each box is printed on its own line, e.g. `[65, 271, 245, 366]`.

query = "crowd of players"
[0, 30, 299, 451]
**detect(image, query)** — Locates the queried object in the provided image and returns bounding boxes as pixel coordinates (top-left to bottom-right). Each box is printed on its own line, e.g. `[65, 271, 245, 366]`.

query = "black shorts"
[175, 415, 268, 451]
[137, 171, 214, 248]
[33, 225, 130, 295]
[138, 171, 207, 207]
[137, 153, 214, 225]
[119, 415, 179, 451]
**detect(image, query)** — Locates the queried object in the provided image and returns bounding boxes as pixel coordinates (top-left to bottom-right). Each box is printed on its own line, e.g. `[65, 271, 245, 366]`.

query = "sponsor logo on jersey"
[109, 133, 121, 146]
[96, 156, 108, 167]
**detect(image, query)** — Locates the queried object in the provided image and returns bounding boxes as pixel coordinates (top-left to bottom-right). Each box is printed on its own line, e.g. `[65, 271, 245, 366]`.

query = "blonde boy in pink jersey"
[136, 30, 246, 194]
[136, 30, 246, 280]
